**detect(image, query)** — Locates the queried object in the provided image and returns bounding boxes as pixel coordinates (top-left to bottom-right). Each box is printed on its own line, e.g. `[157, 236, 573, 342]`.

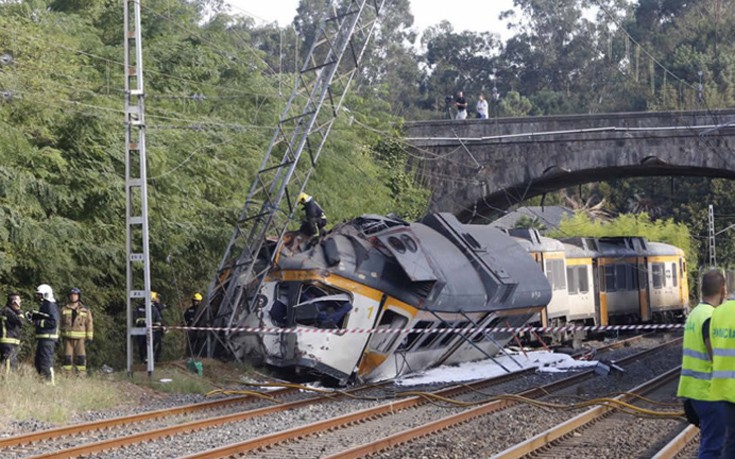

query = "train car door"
[593, 259, 607, 326]
[638, 256, 650, 321]
[535, 251, 549, 327]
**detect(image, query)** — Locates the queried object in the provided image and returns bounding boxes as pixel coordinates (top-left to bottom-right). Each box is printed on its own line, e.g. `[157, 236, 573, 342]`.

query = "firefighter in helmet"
[297, 192, 327, 237]
[0, 292, 24, 374]
[134, 291, 165, 363]
[30, 284, 60, 383]
[60, 287, 94, 375]
[184, 292, 202, 356]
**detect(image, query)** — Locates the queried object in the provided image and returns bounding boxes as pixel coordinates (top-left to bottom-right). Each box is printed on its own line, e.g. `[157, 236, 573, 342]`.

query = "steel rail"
[181, 337, 682, 459]
[321, 336, 682, 459]
[651, 424, 699, 459]
[23, 368, 533, 459]
[490, 366, 682, 459]
[0, 387, 293, 448]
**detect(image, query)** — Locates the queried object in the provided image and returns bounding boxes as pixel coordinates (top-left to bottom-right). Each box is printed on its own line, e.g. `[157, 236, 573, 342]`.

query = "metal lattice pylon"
[124, 0, 154, 375]
[199, 0, 385, 359]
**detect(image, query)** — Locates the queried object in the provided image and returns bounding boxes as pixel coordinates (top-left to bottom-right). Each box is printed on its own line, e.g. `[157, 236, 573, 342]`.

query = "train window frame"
[566, 266, 577, 294]
[671, 262, 678, 287]
[293, 282, 354, 329]
[605, 265, 616, 292]
[438, 321, 469, 347]
[578, 266, 589, 294]
[651, 263, 664, 289]
[368, 309, 409, 354]
[616, 264, 628, 291]
[398, 320, 434, 351]
[417, 322, 448, 349]
[545, 259, 567, 291]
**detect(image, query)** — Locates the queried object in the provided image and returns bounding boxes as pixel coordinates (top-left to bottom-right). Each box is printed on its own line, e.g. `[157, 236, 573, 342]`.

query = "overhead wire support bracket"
[197, 0, 386, 360]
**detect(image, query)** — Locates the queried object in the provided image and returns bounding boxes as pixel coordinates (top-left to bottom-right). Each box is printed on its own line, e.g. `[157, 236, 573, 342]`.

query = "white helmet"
[35, 284, 55, 302]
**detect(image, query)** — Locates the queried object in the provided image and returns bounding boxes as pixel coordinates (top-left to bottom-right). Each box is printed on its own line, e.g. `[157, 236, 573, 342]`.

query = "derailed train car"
[235, 212, 552, 384]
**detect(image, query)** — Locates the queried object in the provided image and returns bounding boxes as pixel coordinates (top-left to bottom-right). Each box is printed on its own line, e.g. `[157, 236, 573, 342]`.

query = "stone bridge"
[403, 109, 735, 222]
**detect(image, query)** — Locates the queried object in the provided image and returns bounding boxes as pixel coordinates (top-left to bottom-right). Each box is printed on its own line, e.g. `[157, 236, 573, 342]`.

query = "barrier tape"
[156, 323, 684, 335]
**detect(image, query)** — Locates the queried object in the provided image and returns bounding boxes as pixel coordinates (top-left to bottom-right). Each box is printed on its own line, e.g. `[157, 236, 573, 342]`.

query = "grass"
[0, 364, 124, 427]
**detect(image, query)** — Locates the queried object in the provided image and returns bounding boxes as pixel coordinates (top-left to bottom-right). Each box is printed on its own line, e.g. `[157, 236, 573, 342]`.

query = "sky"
[228, 0, 517, 39]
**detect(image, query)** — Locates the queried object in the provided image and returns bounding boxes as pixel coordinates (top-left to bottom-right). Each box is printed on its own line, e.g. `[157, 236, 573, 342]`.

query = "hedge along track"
[178, 337, 683, 459]
[10, 367, 534, 459]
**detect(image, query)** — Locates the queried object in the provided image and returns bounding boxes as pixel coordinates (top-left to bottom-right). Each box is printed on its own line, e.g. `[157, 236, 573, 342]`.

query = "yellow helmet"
[297, 192, 311, 205]
[193, 292, 203, 302]
[151, 291, 159, 302]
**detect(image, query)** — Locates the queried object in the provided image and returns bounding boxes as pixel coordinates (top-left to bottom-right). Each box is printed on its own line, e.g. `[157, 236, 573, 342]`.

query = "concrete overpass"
[403, 109, 735, 222]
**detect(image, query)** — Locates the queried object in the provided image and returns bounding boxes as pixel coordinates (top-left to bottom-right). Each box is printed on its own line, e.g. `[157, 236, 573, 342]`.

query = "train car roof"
[507, 228, 565, 253]
[275, 213, 552, 314]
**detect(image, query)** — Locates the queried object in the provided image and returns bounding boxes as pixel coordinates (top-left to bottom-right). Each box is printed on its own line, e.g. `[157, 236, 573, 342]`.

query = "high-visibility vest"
[677, 303, 715, 400]
[709, 300, 735, 402]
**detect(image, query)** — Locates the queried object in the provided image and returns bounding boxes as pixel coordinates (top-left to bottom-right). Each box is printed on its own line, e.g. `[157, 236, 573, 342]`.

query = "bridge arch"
[404, 109, 735, 222]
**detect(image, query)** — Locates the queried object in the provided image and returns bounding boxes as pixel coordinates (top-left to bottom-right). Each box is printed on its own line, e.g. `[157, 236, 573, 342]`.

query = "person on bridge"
[706, 280, 735, 458]
[454, 91, 468, 120]
[297, 192, 327, 238]
[677, 269, 726, 459]
[476, 94, 488, 119]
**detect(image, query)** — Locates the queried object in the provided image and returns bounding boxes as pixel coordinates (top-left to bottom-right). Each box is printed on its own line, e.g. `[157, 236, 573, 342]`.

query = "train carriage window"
[439, 321, 469, 347]
[578, 266, 589, 294]
[629, 264, 639, 290]
[546, 259, 566, 291]
[652, 263, 664, 289]
[616, 265, 628, 291]
[566, 266, 577, 294]
[472, 317, 502, 343]
[671, 262, 678, 287]
[397, 320, 433, 351]
[417, 322, 448, 349]
[605, 265, 616, 292]
[368, 309, 409, 354]
[293, 282, 353, 329]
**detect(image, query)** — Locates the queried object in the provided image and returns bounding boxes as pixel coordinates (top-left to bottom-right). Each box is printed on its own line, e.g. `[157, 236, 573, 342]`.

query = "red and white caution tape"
[158, 323, 684, 335]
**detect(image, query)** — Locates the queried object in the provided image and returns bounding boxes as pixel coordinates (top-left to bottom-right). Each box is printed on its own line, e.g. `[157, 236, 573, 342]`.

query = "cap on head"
[297, 192, 311, 205]
[193, 292, 203, 302]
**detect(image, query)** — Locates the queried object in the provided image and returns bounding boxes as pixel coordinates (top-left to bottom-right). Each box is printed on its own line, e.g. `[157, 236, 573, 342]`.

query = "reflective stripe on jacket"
[709, 300, 735, 402]
[35, 299, 59, 340]
[677, 303, 715, 400]
[0, 306, 23, 345]
[60, 303, 93, 340]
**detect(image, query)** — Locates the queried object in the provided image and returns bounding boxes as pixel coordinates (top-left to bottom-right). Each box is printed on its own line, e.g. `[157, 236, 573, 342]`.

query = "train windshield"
[269, 282, 353, 329]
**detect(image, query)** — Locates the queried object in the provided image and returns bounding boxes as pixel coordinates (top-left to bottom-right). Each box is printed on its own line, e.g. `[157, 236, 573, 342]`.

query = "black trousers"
[137, 332, 163, 362]
[35, 339, 56, 380]
[0, 343, 18, 373]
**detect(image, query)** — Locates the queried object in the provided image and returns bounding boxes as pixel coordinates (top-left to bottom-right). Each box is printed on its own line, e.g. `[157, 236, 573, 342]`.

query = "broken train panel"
[237, 212, 551, 383]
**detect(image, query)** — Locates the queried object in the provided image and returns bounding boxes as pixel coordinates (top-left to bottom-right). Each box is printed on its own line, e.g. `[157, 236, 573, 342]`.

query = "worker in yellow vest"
[708, 289, 735, 458]
[677, 269, 727, 459]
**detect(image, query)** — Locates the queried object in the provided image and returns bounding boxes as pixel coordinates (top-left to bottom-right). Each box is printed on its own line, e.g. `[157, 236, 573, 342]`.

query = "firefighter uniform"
[60, 289, 93, 375]
[0, 296, 24, 374]
[134, 293, 164, 362]
[708, 300, 735, 457]
[32, 284, 60, 383]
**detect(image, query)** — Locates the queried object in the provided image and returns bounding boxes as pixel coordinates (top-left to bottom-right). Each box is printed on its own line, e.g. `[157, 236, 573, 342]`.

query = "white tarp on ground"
[394, 350, 598, 386]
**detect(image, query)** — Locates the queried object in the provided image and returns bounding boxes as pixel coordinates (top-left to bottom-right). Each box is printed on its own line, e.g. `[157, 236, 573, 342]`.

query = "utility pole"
[709, 204, 716, 268]
[124, 0, 154, 376]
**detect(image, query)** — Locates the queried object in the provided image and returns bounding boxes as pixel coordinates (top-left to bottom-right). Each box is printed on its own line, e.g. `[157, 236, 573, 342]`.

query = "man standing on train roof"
[297, 192, 327, 238]
[677, 269, 726, 459]
[706, 277, 735, 458]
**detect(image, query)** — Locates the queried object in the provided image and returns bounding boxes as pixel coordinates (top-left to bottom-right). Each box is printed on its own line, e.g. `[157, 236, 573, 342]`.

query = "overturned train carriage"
[229, 212, 552, 384]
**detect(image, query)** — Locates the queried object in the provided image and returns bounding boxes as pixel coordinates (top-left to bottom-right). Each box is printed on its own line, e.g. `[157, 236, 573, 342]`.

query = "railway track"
[491, 366, 684, 458]
[4, 367, 534, 459]
[175, 337, 682, 459]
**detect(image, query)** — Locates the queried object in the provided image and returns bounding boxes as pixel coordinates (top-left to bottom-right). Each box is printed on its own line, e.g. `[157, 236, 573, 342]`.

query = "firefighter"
[0, 292, 24, 374]
[184, 292, 202, 356]
[134, 291, 164, 363]
[30, 284, 59, 383]
[60, 287, 94, 375]
[297, 192, 327, 237]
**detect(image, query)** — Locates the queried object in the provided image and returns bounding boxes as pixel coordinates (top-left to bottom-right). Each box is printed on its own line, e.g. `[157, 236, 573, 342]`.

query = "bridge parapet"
[404, 109, 735, 221]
